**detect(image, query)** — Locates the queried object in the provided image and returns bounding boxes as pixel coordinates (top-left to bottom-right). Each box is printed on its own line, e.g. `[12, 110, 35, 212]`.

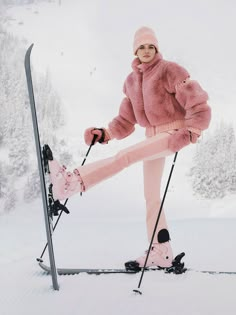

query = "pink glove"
[168, 129, 199, 152]
[84, 127, 111, 146]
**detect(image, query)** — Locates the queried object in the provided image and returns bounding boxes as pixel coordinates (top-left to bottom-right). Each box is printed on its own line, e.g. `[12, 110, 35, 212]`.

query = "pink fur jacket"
[108, 53, 211, 152]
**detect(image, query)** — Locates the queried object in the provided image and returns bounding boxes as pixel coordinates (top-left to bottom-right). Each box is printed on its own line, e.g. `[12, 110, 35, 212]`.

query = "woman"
[48, 26, 211, 269]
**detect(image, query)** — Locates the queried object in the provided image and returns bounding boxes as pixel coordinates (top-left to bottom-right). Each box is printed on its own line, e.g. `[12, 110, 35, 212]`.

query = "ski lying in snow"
[39, 261, 236, 276]
[39, 262, 137, 275]
[189, 270, 236, 275]
[38, 252, 186, 276]
[39, 252, 236, 276]
[39, 253, 186, 275]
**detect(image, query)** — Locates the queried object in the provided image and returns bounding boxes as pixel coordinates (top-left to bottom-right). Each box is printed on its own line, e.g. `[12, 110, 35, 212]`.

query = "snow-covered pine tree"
[24, 169, 41, 201]
[0, 20, 66, 207]
[226, 124, 236, 194]
[4, 184, 17, 212]
[0, 162, 7, 198]
[8, 122, 29, 177]
[0, 31, 27, 142]
[56, 138, 73, 166]
[33, 70, 65, 145]
[189, 122, 236, 198]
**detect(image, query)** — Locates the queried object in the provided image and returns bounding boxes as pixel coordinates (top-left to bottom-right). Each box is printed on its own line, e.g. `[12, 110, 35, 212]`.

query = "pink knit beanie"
[133, 26, 158, 55]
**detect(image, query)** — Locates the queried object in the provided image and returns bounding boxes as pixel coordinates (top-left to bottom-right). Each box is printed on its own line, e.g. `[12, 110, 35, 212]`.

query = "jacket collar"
[132, 52, 163, 73]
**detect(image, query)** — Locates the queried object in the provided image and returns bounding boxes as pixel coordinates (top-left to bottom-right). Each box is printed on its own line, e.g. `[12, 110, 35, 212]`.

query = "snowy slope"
[1, 196, 236, 315]
[1, 1, 236, 314]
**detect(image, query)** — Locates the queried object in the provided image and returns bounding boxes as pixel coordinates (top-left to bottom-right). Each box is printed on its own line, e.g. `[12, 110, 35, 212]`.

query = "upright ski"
[24, 44, 59, 291]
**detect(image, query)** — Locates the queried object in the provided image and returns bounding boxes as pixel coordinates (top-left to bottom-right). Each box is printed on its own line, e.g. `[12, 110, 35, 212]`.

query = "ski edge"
[39, 262, 138, 275]
[188, 269, 236, 275]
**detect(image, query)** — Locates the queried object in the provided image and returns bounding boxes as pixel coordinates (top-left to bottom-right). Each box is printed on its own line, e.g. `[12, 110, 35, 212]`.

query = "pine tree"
[0, 162, 7, 198]
[189, 122, 236, 199]
[24, 169, 41, 202]
[34, 70, 65, 144]
[4, 185, 17, 212]
[8, 118, 29, 177]
[0, 18, 68, 207]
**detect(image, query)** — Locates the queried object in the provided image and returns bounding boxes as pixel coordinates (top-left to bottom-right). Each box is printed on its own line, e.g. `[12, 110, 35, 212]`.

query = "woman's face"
[136, 44, 157, 63]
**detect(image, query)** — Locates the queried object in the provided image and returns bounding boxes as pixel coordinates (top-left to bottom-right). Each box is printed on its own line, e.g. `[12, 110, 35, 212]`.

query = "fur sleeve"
[163, 62, 190, 93]
[175, 79, 211, 130]
[108, 84, 136, 140]
[164, 61, 211, 131]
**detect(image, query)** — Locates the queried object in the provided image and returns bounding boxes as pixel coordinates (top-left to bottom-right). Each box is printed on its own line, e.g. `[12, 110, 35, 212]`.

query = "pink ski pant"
[77, 129, 174, 242]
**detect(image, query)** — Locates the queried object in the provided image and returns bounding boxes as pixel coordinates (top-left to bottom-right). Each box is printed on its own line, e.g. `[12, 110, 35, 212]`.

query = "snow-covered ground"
[1, 163, 236, 315]
[1, 0, 236, 314]
[1, 189, 236, 315]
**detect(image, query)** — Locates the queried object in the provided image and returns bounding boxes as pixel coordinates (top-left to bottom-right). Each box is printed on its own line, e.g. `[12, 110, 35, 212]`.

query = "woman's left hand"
[168, 128, 199, 152]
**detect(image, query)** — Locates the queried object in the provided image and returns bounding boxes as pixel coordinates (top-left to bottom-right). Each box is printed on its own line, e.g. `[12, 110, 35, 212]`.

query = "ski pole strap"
[91, 133, 99, 146]
[94, 128, 106, 144]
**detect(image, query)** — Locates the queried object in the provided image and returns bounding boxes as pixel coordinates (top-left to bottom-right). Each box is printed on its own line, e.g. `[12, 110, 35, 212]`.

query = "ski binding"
[125, 252, 187, 274]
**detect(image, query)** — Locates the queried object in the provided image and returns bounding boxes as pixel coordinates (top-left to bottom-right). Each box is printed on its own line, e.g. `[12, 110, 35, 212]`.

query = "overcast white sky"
[4, 0, 236, 133]
[2, 0, 236, 220]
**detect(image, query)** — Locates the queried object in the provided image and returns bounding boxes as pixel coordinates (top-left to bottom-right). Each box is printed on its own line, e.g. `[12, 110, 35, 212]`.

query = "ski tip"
[25, 43, 34, 59]
[28, 43, 34, 51]
[133, 289, 142, 295]
[26, 43, 34, 54]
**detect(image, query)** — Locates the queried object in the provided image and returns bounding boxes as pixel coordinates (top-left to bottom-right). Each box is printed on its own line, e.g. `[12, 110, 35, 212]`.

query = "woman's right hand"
[84, 127, 110, 146]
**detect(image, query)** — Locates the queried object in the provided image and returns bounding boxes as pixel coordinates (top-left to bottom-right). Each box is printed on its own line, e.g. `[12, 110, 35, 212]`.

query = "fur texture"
[108, 53, 211, 141]
[168, 129, 192, 152]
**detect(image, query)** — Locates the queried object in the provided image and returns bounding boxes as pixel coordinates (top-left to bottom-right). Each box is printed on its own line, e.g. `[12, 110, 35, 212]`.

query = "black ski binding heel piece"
[165, 252, 187, 274]
[125, 260, 141, 272]
[42, 144, 53, 174]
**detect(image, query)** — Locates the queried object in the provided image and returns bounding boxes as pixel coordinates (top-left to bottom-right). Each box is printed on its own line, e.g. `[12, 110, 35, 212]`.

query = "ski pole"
[133, 152, 178, 295]
[37, 134, 98, 262]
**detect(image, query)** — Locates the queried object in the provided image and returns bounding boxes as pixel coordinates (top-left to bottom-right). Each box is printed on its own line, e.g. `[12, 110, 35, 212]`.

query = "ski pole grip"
[91, 134, 98, 146]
